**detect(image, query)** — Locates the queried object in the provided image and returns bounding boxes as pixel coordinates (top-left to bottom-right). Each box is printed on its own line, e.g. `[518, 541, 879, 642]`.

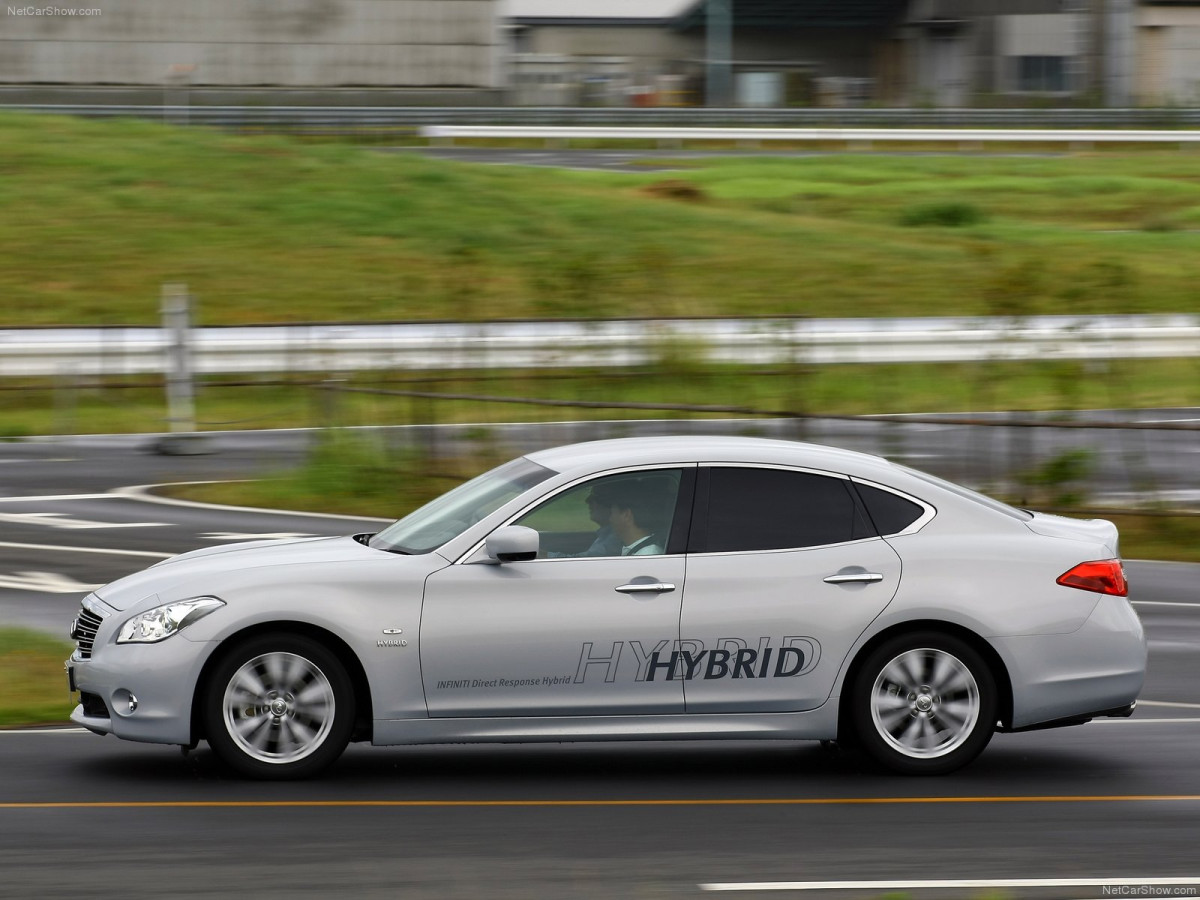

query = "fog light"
[112, 689, 138, 716]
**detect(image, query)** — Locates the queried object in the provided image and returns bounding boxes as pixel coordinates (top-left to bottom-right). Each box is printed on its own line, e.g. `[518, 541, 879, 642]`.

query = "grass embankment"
[3, 110, 1198, 435]
[0, 629, 75, 727]
[3, 111, 1200, 325]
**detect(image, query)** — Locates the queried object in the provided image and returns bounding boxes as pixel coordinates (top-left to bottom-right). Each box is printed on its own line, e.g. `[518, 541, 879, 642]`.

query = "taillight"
[1057, 559, 1128, 596]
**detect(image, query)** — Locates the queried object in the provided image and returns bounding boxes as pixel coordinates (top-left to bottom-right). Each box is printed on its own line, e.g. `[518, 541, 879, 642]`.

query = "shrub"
[899, 200, 985, 228]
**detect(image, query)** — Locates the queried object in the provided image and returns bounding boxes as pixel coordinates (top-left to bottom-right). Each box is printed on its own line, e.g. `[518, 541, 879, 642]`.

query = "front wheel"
[203, 634, 354, 779]
[851, 632, 996, 775]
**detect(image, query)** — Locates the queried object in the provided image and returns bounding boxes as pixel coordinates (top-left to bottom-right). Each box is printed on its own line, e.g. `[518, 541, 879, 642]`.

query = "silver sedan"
[67, 436, 1146, 778]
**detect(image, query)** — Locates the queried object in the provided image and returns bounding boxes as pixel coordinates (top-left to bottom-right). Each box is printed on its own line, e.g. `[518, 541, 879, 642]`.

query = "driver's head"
[585, 488, 615, 528]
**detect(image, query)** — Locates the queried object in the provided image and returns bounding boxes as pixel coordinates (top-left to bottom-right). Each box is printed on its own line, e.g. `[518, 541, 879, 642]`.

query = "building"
[0, 0, 502, 92]
[1136, 1, 1200, 105]
[505, 0, 907, 106]
[505, 0, 1200, 108]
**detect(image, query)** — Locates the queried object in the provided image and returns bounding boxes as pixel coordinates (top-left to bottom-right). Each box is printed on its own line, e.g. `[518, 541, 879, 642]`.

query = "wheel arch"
[190, 621, 374, 746]
[836, 619, 1014, 744]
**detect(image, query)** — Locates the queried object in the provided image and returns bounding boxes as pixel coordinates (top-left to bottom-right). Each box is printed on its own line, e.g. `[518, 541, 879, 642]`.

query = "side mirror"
[485, 525, 539, 563]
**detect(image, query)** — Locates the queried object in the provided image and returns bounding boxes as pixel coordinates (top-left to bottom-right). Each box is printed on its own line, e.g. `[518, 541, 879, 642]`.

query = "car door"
[678, 465, 903, 713]
[420, 467, 693, 718]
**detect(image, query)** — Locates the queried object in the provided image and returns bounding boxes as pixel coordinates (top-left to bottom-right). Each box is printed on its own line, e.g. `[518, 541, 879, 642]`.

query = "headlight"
[117, 597, 224, 644]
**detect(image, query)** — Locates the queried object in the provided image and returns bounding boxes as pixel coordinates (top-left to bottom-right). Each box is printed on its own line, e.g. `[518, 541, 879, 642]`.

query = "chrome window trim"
[850, 477, 938, 536]
[698, 461, 851, 480]
[455, 463, 695, 565]
[685, 534, 887, 559]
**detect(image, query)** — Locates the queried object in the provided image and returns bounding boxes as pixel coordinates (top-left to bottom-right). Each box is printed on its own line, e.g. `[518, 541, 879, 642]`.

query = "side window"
[515, 470, 684, 559]
[700, 467, 874, 553]
[854, 482, 926, 536]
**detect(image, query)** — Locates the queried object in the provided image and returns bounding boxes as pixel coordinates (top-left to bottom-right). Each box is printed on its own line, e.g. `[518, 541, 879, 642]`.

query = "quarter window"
[700, 467, 874, 553]
[854, 482, 926, 536]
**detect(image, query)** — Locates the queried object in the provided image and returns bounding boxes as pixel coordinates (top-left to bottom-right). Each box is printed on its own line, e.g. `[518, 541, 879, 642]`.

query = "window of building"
[1013, 55, 1068, 92]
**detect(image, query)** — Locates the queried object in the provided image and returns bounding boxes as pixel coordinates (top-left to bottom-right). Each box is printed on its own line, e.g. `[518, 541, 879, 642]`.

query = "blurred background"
[0, 0, 1197, 556]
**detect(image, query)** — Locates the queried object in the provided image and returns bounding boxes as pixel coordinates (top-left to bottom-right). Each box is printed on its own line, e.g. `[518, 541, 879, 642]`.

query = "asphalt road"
[1, 433, 1198, 899]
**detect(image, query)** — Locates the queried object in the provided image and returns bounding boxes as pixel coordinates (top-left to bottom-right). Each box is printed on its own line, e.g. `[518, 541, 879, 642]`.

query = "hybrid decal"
[575, 636, 820, 684]
[431, 637, 822, 691]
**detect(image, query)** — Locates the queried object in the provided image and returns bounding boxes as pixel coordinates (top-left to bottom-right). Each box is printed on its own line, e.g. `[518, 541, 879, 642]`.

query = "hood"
[95, 535, 389, 610]
[1025, 512, 1120, 558]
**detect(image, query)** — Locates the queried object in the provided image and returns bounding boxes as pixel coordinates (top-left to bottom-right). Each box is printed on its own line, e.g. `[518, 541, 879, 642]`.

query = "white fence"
[1, 315, 1197, 378]
[419, 125, 1200, 148]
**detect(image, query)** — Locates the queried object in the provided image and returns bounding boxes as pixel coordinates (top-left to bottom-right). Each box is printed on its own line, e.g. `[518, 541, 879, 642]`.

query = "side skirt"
[372, 704, 839, 747]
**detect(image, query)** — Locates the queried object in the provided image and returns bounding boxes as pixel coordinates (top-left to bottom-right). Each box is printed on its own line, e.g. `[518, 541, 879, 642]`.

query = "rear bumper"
[995, 595, 1146, 730]
[998, 700, 1136, 734]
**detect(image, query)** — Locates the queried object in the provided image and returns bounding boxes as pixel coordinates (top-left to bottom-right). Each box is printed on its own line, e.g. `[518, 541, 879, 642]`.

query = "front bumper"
[995, 594, 1147, 730]
[67, 602, 214, 746]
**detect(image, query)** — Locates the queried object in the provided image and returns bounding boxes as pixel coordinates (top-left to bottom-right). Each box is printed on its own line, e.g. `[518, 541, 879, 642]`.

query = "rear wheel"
[203, 634, 354, 780]
[852, 632, 995, 775]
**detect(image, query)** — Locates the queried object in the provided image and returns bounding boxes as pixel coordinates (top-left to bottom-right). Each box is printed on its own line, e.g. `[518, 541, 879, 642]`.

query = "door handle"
[823, 572, 884, 585]
[615, 582, 676, 594]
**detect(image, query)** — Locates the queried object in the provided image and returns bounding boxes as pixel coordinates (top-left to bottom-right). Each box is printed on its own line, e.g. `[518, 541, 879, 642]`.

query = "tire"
[851, 631, 996, 776]
[203, 634, 355, 780]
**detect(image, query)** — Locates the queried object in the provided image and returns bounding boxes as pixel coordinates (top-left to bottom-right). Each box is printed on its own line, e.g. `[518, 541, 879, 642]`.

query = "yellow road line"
[3, 795, 1200, 810]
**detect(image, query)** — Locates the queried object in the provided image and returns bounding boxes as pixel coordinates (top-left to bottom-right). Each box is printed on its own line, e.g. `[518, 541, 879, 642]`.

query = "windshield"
[369, 457, 556, 555]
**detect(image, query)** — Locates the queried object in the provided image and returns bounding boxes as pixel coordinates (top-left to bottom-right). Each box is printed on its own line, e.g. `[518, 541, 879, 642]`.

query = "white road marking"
[699, 878, 1200, 893]
[0, 540, 172, 559]
[1132, 601, 1200, 608]
[0, 512, 167, 530]
[0, 458, 77, 464]
[0, 493, 114, 503]
[1139, 700, 1200, 709]
[1094, 717, 1200, 724]
[200, 532, 317, 542]
[0, 728, 88, 735]
[0, 572, 101, 593]
[113, 481, 390, 522]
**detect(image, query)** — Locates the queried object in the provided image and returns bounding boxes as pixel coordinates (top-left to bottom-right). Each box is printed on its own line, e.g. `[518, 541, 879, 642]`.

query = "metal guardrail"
[5, 104, 1200, 130]
[420, 125, 1200, 147]
[1, 315, 1197, 378]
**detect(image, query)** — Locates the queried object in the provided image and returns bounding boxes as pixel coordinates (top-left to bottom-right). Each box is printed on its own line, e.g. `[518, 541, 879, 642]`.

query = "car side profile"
[67, 436, 1146, 778]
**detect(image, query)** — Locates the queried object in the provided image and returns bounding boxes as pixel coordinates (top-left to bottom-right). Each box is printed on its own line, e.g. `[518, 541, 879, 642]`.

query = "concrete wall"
[0, 0, 501, 87]
[1137, 6, 1200, 105]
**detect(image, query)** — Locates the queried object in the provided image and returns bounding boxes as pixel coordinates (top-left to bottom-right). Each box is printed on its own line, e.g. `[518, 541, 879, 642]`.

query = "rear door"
[678, 465, 903, 713]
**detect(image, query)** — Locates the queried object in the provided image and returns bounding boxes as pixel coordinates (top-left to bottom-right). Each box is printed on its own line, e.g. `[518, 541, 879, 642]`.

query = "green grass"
[3, 112, 1200, 325]
[0, 629, 75, 727]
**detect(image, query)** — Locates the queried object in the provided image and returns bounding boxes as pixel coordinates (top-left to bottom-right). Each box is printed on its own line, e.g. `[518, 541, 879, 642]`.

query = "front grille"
[71, 607, 103, 659]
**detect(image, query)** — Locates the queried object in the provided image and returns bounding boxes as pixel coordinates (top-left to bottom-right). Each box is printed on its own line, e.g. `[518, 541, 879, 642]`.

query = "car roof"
[525, 435, 898, 480]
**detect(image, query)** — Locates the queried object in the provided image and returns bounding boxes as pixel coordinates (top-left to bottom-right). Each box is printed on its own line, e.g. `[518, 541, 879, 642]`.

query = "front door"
[420, 467, 691, 718]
